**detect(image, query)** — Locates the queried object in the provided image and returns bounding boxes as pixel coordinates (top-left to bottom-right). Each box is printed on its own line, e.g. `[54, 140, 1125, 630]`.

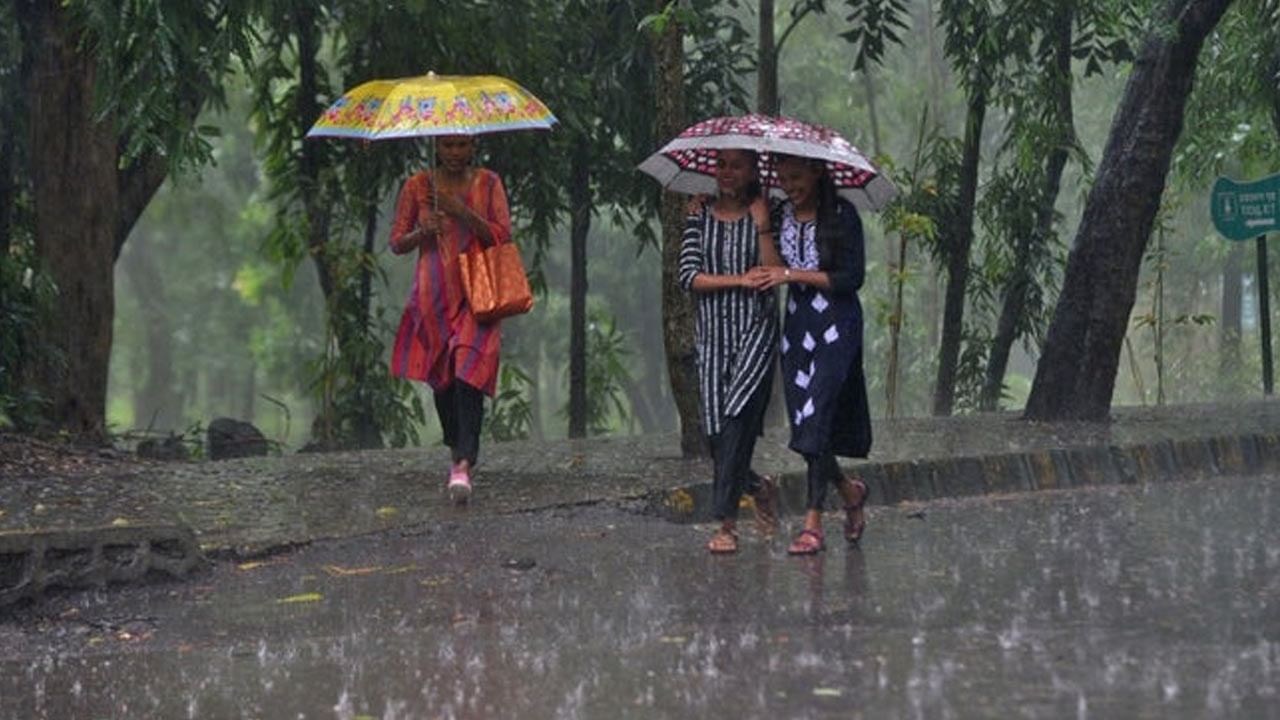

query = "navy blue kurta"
[776, 199, 872, 459]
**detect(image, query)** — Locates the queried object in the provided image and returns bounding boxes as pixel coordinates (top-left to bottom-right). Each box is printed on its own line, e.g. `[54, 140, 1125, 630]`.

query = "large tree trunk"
[567, 143, 591, 438]
[932, 87, 986, 416]
[652, 4, 704, 456]
[27, 0, 120, 437]
[1025, 0, 1235, 421]
[979, 1, 1075, 411]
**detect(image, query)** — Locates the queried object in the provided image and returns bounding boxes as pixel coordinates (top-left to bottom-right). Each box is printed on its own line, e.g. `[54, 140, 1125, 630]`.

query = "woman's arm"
[752, 196, 784, 267]
[679, 212, 753, 292]
[389, 177, 430, 255]
[435, 173, 512, 247]
[753, 265, 832, 291]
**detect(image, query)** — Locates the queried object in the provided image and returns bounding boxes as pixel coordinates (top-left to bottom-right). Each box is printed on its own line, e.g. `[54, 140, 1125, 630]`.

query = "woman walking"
[389, 135, 512, 504]
[678, 148, 782, 554]
[756, 154, 872, 555]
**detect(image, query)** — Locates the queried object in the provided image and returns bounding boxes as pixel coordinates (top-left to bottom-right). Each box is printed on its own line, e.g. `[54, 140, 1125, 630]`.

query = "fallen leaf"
[812, 688, 843, 698]
[375, 506, 399, 518]
[666, 489, 694, 515]
[237, 561, 272, 571]
[322, 564, 381, 577]
[276, 592, 323, 604]
[382, 564, 418, 575]
[659, 636, 686, 644]
[110, 517, 131, 527]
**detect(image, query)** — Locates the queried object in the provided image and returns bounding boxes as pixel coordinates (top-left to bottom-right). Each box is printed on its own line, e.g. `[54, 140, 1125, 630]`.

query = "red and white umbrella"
[638, 114, 897, 211]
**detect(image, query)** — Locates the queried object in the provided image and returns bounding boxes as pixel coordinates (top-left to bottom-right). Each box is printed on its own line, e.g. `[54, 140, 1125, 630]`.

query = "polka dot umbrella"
[638, 114, 897, 211]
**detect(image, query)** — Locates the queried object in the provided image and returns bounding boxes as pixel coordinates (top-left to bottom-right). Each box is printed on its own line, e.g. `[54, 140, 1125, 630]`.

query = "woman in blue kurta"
[757, 154, 872, 555]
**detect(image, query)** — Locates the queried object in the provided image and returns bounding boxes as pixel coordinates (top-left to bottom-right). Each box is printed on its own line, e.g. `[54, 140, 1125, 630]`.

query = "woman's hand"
[747, 265, 789, 290]
[685, 194, 710, 216]
[421, 211, 444, 236]
[435, 191, 468, 218]
[744, 265, 782, 290]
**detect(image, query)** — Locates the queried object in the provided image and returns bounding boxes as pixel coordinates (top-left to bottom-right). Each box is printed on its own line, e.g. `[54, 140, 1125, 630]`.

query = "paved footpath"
[3, 400, 1280, 605]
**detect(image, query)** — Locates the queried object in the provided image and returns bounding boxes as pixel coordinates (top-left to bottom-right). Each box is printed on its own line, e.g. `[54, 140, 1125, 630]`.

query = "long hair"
[814, 168, 842, 271]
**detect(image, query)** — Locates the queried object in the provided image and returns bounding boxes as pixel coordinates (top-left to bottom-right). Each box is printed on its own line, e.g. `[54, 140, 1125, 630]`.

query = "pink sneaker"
[447, 462, 472, 505]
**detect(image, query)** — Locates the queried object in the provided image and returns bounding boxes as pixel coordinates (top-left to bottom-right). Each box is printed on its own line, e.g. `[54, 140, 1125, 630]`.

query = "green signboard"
[1211, 173, 1280, 241]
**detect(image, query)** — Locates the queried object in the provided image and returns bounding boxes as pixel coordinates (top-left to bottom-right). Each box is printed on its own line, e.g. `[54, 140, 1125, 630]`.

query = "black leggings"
[804, 452, 844, 511]
[708, 376, 772, 521]
[434, 381, 484, 466]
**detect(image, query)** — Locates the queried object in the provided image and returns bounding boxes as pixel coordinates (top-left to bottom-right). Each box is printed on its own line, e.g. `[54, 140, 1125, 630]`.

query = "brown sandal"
[751, 475, 780, 537]
[787, 528, 826, 555]
[840, 476, 868, 544]
[707, 527, 739, 554]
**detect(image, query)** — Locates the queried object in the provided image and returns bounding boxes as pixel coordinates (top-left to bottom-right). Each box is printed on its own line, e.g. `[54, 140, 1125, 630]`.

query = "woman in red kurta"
[389, 135, 511, 503]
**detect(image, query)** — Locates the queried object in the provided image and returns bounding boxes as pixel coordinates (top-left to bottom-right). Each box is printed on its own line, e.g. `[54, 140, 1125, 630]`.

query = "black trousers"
[708, 373, 772, 521]
[804, 452, 843, 511]
[434, 381, 484, 466]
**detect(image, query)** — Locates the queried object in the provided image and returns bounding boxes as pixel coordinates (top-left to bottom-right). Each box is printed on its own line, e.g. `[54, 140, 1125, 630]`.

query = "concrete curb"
[0, 525, 204, 608]
[647, 432, 1280, 523]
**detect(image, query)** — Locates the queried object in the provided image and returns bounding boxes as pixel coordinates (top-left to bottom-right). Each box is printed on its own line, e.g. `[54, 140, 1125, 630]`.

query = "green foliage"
[561, 311, 634, 435]
[308, 241, 425, 449]
[485, 364, 535, 442]
[69, 0, 258, 175]
[1174, 0, 1280, 185]
[841, 0, 912, 71]
[0, 239, 56, 428]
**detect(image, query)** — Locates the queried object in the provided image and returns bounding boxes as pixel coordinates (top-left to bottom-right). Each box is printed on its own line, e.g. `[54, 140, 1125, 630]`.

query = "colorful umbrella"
[638, 114, 896, 211]
[306, 72, 557, 140]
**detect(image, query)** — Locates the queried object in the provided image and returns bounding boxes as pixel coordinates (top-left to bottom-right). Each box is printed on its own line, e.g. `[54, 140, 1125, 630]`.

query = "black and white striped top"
[679, 207, 779, 435]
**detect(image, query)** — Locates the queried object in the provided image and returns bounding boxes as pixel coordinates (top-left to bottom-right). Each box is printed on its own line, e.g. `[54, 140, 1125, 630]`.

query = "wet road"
[2, 475, 1277, 719]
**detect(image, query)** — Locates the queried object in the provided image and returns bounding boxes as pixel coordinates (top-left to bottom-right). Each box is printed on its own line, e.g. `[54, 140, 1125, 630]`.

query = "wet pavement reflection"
[2, 475, 1277, 719]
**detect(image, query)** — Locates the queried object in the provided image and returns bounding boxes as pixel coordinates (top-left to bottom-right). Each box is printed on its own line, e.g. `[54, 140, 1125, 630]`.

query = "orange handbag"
[459, 241, 534, 323]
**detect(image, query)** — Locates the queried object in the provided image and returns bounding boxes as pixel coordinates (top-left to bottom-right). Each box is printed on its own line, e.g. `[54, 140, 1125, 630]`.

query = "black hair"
[814, 170, 842, 272]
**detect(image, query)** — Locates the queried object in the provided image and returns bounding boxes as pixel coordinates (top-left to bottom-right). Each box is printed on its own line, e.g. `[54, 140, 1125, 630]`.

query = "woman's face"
[776, 158, 824, 208]
[437, 136, 476, 171]
[715, 149, 757, 198]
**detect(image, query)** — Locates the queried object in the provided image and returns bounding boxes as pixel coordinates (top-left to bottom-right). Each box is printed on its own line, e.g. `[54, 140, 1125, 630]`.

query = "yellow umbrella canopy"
[306, 73, 557, 140]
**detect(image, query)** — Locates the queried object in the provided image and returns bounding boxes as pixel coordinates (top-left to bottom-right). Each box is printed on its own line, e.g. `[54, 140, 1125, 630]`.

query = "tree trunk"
[115, 155, 169, 257]
[121, 233, 182, 430]
[26, 0, 120, 437]
[1025, 0, 1235, 421]
[567, 143, 591, 438]
[932, 87, 986, 416]
[979, 1, 1074, 411]
[653, 3, 705, 456]
[1221, 242, 1243, 373]
[757, 0, 778, 115]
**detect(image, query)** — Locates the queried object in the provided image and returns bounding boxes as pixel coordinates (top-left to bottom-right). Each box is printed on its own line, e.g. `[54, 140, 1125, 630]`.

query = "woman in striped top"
[679, 148, 782, 554]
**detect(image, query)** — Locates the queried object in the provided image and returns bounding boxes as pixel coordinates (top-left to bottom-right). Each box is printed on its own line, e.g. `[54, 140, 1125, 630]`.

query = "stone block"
[1171, 438, 1218, 479]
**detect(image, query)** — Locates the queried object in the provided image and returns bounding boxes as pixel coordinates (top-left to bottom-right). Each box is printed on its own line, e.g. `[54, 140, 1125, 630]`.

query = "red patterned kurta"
[389, 169, 512, 396]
